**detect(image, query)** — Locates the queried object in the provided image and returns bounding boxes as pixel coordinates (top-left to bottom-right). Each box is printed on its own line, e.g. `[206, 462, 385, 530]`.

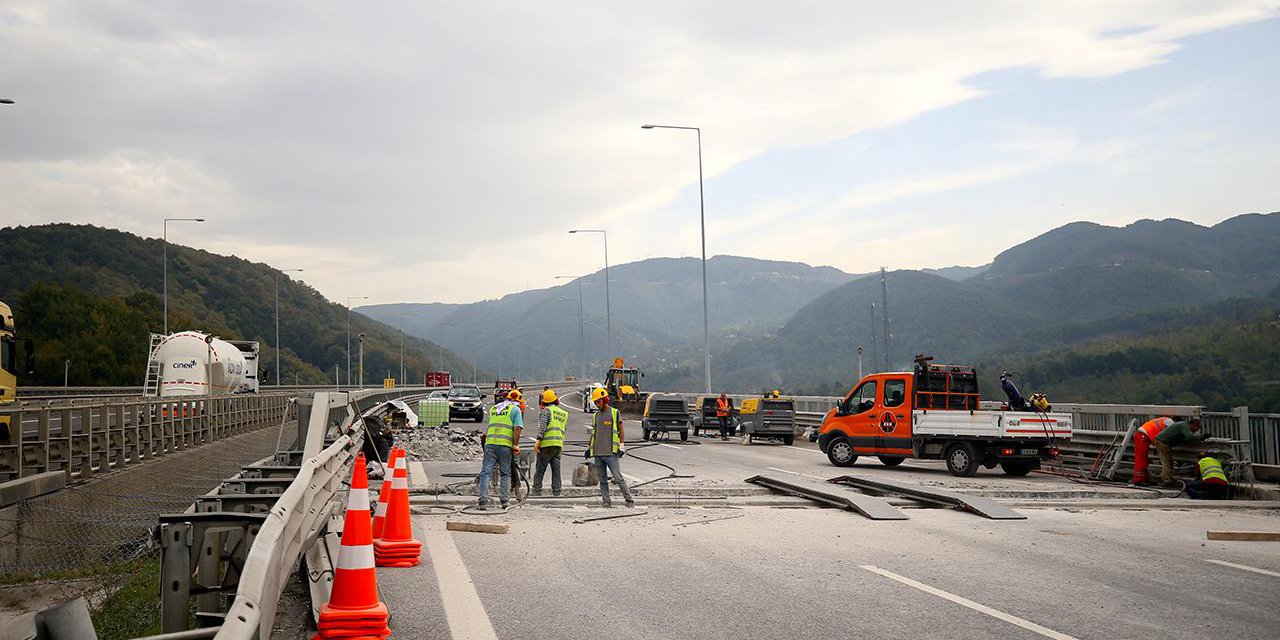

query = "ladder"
[143, 333, 165, 397]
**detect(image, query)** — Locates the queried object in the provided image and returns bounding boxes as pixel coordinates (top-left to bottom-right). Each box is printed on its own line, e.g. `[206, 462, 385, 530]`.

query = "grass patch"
[91, 557, 163, 640]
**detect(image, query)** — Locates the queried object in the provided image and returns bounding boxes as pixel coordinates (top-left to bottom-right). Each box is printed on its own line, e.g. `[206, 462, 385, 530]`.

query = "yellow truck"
[1, 301, 36, 439]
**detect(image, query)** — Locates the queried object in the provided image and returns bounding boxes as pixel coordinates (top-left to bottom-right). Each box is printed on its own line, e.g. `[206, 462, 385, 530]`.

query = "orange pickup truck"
[817, 361, 1070, 477]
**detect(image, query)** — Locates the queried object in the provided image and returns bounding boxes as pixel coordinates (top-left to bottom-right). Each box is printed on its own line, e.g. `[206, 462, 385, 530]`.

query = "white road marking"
[409, 461, 429, 490]
[423, 519, 500, 640]
[1205, 559, 1280, 578]
[765, 466, 827, 481]
[861, 565, 1079, 640]
[659, 443, 683, 450]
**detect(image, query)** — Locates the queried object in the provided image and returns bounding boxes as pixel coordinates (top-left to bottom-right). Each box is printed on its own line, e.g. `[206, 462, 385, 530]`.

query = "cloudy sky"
[3, 1, 1278, 304]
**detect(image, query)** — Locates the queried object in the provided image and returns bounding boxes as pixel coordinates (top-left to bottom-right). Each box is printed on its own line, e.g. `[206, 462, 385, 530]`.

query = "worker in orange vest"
[715, 393, 732, 441]
[1132, 417, 1173, 485]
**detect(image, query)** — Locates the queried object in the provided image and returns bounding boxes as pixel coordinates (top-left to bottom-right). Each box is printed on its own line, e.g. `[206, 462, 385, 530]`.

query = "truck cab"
[818, 360, 1069, 477]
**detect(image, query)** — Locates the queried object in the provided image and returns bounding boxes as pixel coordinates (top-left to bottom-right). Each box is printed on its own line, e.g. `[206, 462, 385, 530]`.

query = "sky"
[2, 1, 1278, 304]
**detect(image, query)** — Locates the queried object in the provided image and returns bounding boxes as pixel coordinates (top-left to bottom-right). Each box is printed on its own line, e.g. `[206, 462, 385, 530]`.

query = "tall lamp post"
[555, 275, 587, 380]
[642, 123, 711, 393]
[568, 229, 611, 358]
[357, 333, 366, 389]
[162, 217, 205, 335]
[346, 296, 369, 387]
[275, 269, 304, 386]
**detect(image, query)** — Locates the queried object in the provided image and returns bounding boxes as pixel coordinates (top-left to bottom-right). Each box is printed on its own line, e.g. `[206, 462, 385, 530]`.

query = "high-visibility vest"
[486, 402, 517, 448]
[716, 398, 730, 417]
[1138, 417, 1173, 440]
[542, 405, 569, 448]
[589, 407, 621, 455]
[1198, 456, 1228, 484]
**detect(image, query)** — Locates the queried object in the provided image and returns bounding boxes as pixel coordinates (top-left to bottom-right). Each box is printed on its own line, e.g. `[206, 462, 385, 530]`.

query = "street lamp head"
[568, 230, 578, 234]
[641, 124, 655, 129]
[0, 99, 14, 104]
[195, 218, 205, 222]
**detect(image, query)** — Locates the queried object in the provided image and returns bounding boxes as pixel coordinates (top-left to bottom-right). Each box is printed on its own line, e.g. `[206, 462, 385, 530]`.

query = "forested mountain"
[0, 224, 474, 386]
[711, 212, 1280, 408]
[359, 255, 858, 381]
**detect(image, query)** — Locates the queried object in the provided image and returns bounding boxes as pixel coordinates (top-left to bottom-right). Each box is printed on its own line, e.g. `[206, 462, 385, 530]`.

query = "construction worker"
[771, 389, 781, 398]
[1131, 416, 1173, 485]
[716, 393, 732, 441]
[532, 389, 568, 496]
[1186, 452, 1230, 499]
[585, 387, 634, 508]
[477, 389, 523, 510]
[1154, 417, 1205, 486]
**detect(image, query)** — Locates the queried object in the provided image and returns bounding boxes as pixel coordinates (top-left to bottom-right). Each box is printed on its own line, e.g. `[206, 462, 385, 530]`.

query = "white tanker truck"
[144, 331, 261, 397]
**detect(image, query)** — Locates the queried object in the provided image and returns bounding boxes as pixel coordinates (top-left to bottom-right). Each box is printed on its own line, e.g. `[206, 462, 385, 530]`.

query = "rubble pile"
[396, 425, 485, 462]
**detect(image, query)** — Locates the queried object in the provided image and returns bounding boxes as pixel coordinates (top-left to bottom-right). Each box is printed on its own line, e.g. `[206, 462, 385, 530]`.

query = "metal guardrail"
[0, 393, 296, 490]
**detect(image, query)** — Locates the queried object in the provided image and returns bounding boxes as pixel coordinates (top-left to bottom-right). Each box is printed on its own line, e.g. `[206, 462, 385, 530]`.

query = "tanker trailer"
[145, 331, 256, 397]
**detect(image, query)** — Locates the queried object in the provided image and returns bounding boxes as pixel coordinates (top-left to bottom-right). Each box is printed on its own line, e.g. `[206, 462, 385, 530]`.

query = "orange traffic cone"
[374, 451, 422, 567]
[371, 447, 401, 540]
[315, 453, 390, 640]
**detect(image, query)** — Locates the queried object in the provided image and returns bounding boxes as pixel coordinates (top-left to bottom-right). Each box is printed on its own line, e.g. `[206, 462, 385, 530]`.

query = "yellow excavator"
[603, 357, 646, 417]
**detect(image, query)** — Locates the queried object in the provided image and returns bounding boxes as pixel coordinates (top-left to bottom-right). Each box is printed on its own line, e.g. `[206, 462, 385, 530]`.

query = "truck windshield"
[1, 337, 13, 374]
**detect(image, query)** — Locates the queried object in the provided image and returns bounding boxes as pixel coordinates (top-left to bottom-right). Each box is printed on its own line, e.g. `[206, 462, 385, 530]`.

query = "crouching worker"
[1186, 453, 1230, 500]
[585, 387, 634, 508]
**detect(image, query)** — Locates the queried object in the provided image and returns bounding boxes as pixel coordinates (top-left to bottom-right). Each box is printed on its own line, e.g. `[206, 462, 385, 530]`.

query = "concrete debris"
[395, 425, 485, 462]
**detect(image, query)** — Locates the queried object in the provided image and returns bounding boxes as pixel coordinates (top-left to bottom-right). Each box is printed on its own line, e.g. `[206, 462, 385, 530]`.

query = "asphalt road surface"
[372, 398, 1280, 640]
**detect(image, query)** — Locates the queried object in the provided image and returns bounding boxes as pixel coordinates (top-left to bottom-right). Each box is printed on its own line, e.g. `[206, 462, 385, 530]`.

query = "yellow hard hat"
[507, 389, 523, 401]
[541, 389, 558, 404]
[590, 387, 609, 404]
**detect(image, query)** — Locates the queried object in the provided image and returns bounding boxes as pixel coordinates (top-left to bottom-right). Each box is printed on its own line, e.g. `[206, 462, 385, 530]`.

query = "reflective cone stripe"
[371, 448, 400, 540]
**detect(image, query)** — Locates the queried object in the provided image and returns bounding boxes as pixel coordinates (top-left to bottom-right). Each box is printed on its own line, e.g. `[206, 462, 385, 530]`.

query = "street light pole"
[357, 333, 366, 389]
[642, 123, 711, 393]
[275, 269, 304, 386]
[64, 360, 71, 387]
[162, 217, 205, 335]
[568, 229, 611, 358]
[346, 296, 369, 387]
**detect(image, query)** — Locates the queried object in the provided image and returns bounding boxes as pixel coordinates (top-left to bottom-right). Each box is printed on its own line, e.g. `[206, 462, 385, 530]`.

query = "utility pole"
[869, 303, 878, 375]
[162, 217, 204, 335]
[357, 333, 366, 389]
[880, 267, 891, 371]
[346, 296, 368, 387]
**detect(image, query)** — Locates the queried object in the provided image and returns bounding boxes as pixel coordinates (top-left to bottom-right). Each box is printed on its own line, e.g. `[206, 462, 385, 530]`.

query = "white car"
[581, 383, 605, 413]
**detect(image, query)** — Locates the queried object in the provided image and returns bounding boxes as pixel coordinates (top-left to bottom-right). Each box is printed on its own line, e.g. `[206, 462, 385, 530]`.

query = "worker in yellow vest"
[532, 389, 569, 496]
[1185, 453, 1230, 500]
[477, 389, 523, 510]
[586, 387, 635, 508]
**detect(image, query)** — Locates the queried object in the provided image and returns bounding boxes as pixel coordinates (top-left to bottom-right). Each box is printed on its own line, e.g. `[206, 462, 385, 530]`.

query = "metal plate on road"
[827, 475, 1025, 520]
[744, 475, 908, 520]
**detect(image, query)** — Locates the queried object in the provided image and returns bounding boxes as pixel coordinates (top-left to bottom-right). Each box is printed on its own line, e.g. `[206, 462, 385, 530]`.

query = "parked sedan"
[447, 385, 486, 422]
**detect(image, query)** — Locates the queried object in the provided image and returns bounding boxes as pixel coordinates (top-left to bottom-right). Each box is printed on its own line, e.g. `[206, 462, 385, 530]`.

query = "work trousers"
[718, 415, 732, 438]
[1186, 479, 1229, 500]
[592, 454, 634, 506]
[478, 444, 513, 505]
[1133, 432, 1153, 483]
[1154, 440, 1175, 484]
[533, 446, 562, 494]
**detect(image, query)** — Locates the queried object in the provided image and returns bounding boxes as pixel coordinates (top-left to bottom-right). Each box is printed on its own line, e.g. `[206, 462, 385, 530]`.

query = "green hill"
[0, 224, 476, 387]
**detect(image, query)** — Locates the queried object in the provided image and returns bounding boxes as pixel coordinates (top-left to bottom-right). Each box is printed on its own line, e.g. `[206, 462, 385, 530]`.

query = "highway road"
[362, 397, 1280, 640]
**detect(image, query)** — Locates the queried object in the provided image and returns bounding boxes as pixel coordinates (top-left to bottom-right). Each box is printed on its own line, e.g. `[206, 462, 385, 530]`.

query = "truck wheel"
[826, 438, 857, 467]
[1000, 461, 1036, 476]
[944, 442, 979, 477]
[877, 456, 905, 467]
[782, 435, 794, 446]
[680, 430, 688, 442]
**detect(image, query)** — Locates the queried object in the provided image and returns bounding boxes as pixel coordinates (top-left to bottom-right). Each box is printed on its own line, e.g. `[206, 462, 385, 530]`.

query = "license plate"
[1020, 448, 1039, 455]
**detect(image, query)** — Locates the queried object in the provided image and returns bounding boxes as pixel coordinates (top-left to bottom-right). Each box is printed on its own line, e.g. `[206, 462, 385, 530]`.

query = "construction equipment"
[0, 301, 35, 439]
[603, 357, 645, 416]
[492, 378, 517, 403]
[143, 331, 260, 397]
[641, 393, 690, 441]
[738, 396, 797, 445]
[817, 355, 1071, 477]
[692, 395, 736, 437]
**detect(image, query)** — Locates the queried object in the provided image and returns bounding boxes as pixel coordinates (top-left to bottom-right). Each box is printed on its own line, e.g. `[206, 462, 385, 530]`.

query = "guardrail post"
[1232, 406, 1250, 449]
[160, 521, 194, 633]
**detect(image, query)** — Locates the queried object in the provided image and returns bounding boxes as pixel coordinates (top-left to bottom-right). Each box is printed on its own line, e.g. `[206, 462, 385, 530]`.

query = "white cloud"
[1, 1, 1276, 302]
